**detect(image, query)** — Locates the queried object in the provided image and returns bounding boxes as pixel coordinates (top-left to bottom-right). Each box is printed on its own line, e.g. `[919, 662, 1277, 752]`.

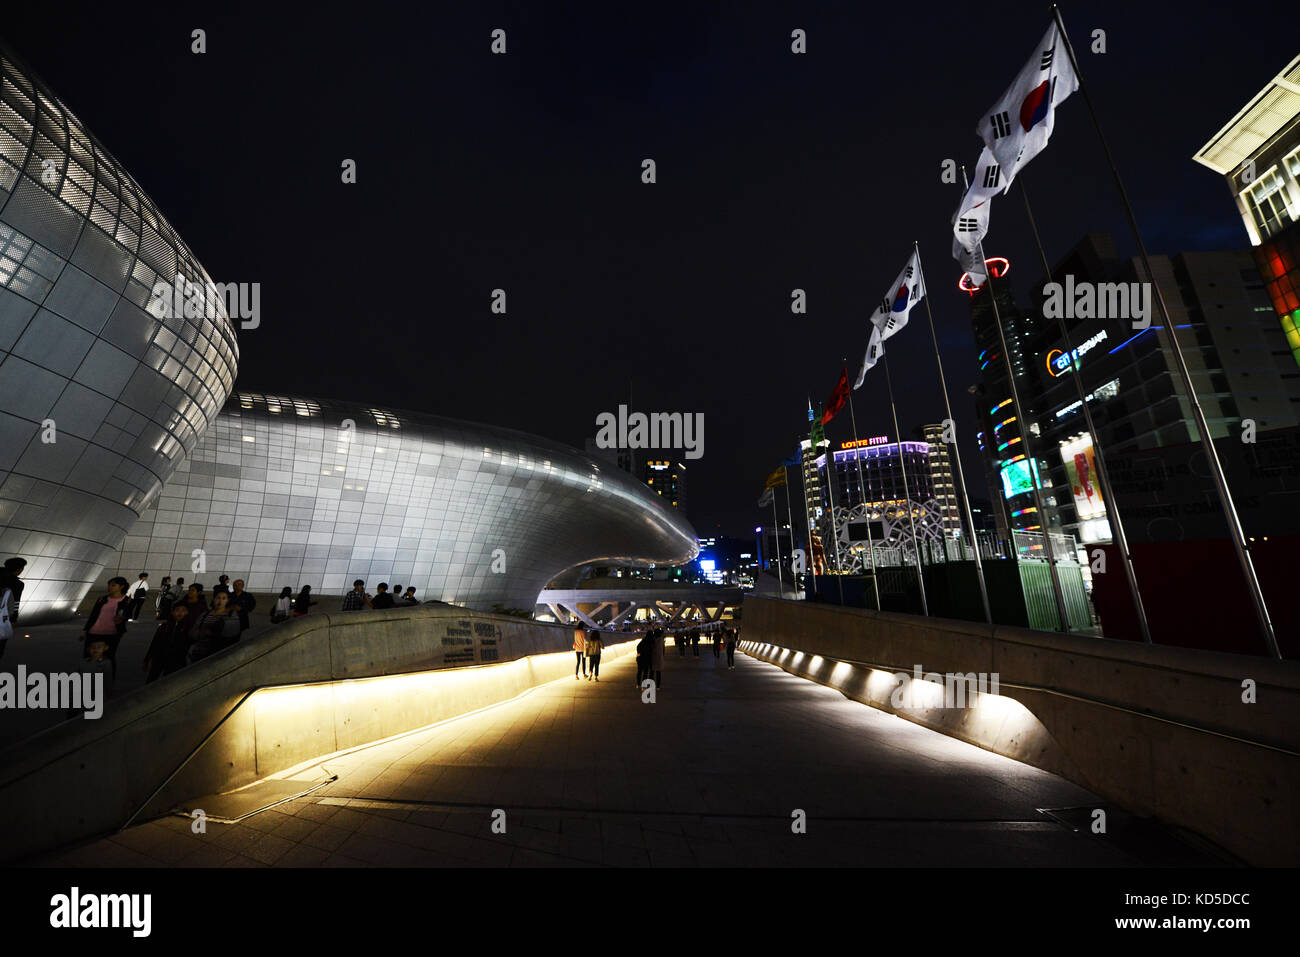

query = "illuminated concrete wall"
[0, 49, 239, 622]
[115, 392, 699, 611]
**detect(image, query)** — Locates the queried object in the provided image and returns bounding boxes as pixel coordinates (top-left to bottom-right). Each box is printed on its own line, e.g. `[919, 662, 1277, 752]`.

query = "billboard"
[999, 458, 1046, 500]
[1060, 435, 1106, 521]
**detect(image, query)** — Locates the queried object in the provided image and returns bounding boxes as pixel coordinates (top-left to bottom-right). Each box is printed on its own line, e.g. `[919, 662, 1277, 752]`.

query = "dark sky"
[3, 1, 1295, 539]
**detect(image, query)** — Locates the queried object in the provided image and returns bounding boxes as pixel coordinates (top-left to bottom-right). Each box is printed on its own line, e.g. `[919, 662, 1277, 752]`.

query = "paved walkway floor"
[35, 646, 1223, 867]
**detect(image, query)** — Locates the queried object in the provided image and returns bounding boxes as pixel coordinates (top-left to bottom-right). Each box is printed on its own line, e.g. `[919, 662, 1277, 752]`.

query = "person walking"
[154, 577, 174, 620]
[677, 630, 686, 657]
[188, 589, 242, 662]
[230, 579, 256, 634]
[341, 579, 371, 611]
[692, 630, 700, 658]
[124, 573, 149, 621]
[179, 583, 208, 634]
[635, 630, 650, 686]
[0, 557, 26, 660]
[271, 587, 293, 623]
[143, 603, 192, 682]
[572, 622, 587, 679]
[725, 628, 737, 669]
[584, 628, 603, 681]
[650, 627, 665, 690]
[82, 577, 131, 677]
[712, 627, 721, 659]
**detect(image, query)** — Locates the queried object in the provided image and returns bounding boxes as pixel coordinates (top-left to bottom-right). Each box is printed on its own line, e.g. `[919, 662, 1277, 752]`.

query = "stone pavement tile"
[175, 844, 240, 868]
[243, 832, 299, 865]
[269, 815, 322, 844]
[503, 823, 562, 854]
[272, 844, 333, 867]
[292, 800, 342, 823]
[640, 827, 693, 858]
[647, 851, 697, 868]
[599, 820, 646, 850]
[300, 823, 354, 852]
[222, 853, 270, 867]
[555, 834, 606, 864]
[205, 824, 266, 856]
[600, 842, 651, 867]
[40, 839, 155, 868]
[105, 820, 178, 856]
[237, 807, 297, 833]
[133, 830, 209, 864]
[317, 806, 375, 833]
[415, 827, 513, 866]
[320, 853, 375, 868]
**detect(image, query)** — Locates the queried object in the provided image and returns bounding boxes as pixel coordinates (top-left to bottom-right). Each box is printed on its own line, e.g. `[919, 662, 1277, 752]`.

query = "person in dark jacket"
[230, 579, 256, 633]
[188, 590, 241, 662]
[179, 583, 208, 635]
[143, 603, 192, 681]
[0, 556, 26, 660]
[725, 628, 738, 669]
[371, 582, 395, 609]
[293, 585, 315, 617]
[82, 577, 131, 677]
[154, 576, 175, 619]
[635, 632, 650, 686]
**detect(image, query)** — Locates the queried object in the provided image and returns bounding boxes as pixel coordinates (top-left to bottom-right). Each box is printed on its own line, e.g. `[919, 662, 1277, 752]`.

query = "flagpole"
[846, 378, 883, 611]
[881, 354, 930, 616]
[913, 243, 992, 625]
[783, 465, 800, 599]
[820, 428, 847, 605]
[1050, 5, 1277, 657]
[1017, 178, 1152, 644]
[963, 164, 1072, 631]
[770, 491, 785, 594]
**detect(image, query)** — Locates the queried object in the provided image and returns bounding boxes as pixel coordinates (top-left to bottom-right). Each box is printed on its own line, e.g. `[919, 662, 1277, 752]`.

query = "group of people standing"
[566, 621, 741, 692]
[78, 572, 262, 684]
[573, 625, 604, 680]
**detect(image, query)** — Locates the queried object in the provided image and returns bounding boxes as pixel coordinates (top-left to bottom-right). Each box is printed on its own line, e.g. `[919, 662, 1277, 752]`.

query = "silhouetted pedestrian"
[293, 585, 315, 617]
[230, 579, 256, 633]
[125, 573, 149, 621]
[371, 582, 395, 609]
[726, 628, 737, 669]
[154, 577, 174, 619]
[0, 557, 26, 660]
[271, 587, 293, 623]
[585, 629, 603, 681]
[143, 604, 192, 682]
[573, 622, 587, 679]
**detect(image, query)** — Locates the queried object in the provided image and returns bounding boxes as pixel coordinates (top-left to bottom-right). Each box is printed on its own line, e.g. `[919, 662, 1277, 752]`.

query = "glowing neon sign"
[1045, 330, 1109, 377]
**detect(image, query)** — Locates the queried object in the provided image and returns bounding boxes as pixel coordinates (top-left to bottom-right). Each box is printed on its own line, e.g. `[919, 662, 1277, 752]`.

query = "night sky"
[3, 1, 1294, 539]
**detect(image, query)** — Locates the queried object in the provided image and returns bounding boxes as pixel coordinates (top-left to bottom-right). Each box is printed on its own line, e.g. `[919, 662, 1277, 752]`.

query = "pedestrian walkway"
[33, 645, 1223, 867]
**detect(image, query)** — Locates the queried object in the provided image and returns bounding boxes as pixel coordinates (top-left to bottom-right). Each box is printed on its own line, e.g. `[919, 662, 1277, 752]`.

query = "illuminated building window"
[1243, 168, 1294, 241]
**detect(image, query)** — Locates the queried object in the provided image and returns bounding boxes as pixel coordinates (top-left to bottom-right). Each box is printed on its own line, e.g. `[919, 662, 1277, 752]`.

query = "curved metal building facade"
[116, 393, 699, 612]
[0, 50, 239, 622]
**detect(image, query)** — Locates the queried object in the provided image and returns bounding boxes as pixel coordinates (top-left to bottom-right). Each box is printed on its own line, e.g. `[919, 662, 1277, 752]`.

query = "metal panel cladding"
[117, 394, 700, 613]
[0, 49, 239, 622]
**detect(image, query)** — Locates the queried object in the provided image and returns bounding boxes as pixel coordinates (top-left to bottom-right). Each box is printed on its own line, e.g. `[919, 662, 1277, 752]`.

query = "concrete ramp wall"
[0, 607, 630, 863]
[740, 596, 1300, 866]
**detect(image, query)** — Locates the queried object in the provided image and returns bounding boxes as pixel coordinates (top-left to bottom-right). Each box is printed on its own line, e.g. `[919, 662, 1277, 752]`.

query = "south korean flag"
[976, 20, 1078, 191]
[951, 147, 1000, 285]
[868, 249, 926, 345]
[853, 324, 885, 390]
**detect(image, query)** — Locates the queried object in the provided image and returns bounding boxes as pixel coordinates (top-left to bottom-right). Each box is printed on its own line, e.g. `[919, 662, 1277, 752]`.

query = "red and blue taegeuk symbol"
[891, 284, 910, 311]
[1019, 79, 1052, 132]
